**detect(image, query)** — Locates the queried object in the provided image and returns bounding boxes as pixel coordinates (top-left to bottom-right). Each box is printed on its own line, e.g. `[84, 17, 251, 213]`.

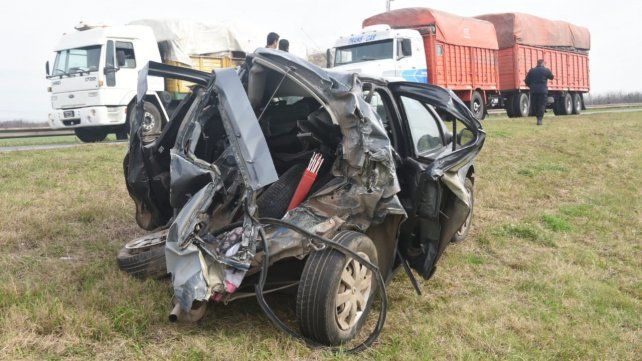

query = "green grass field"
[0, 111, 640, 360]
[0, 134, 119, 148]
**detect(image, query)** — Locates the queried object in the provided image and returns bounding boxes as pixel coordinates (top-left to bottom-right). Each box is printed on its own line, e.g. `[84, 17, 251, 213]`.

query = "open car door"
[386, 81, 486, 279]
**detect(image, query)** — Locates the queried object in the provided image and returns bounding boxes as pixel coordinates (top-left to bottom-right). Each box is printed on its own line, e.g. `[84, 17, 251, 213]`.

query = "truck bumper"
[48, 106, 127, 129]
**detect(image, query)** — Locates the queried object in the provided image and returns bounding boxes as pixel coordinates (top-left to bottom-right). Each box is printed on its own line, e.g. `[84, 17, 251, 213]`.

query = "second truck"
[330, 8, 591, 120]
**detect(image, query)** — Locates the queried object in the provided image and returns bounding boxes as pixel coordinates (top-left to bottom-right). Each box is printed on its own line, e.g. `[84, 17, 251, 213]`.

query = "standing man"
[278, 39, 289, 52]
[525, 59, 554, 125]
[266, 32, 279, 49]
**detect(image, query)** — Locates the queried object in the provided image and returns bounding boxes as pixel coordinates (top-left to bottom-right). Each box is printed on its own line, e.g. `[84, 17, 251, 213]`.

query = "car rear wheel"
[117, 229, 168, 279]
[451, 178, 474, 243]
[75, 127, 108, 143]
[296, 231, 378, 346]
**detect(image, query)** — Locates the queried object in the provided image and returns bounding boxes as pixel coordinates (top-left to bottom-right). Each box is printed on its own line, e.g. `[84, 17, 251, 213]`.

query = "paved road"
[0, 141, 127, 153]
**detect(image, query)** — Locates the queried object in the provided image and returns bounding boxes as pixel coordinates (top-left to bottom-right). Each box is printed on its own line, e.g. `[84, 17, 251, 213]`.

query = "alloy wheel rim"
[335, 251, 372, 331]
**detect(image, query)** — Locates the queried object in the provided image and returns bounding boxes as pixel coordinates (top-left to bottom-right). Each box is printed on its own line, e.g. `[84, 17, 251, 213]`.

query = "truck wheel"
[505, 95, 516, 118]
[512, 93, 530, 117]
[451, 178, 474, 243]
[469, 91, 485, 120]
[75, 127, 107, 143]
[128, 102, 163, 143]
[296, 231, 378, 346]
[572, 93, 582, 115]
[117, 230, 168, 279]
[554, 93, 573, 116]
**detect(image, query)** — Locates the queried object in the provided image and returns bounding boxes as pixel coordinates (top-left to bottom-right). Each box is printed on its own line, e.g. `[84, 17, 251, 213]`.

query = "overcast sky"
[0, 0, 640, 120]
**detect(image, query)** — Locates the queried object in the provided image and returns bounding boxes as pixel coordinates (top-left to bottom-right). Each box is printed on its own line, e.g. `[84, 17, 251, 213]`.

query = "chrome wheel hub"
[141, 111, 156, 133]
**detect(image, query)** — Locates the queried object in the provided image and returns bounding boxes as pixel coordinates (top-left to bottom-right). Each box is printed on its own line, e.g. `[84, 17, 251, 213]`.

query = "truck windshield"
[52, 45, 102, 76]
[335, 39, 393, 66]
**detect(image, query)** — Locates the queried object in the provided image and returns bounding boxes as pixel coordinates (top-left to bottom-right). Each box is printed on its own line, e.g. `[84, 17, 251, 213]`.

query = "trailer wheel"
[512, 93, 530, 117]
[296, 231, 378, 346]
[554, 93, 573, 116]
[469, 91, 485, 120]
[75, 127, 108, 143]
[505, 95, 517, 118]
[572, 93, 582, 115]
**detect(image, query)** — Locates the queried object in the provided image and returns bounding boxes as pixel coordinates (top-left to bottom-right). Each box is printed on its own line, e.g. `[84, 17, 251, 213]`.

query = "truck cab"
[47, 24, 165, 142]
[331, 25, 427, 83]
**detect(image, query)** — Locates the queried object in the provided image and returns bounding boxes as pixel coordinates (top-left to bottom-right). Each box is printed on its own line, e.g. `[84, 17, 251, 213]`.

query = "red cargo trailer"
[477, 13, 591, 117]
[364, 8, 501, 119]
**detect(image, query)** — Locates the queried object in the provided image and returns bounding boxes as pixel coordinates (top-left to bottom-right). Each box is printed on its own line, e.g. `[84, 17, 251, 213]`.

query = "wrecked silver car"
[118, 49, 485, 350]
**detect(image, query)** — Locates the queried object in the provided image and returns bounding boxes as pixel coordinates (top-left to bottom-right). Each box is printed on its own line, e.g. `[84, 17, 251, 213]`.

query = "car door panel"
[388, 81, 485, 278]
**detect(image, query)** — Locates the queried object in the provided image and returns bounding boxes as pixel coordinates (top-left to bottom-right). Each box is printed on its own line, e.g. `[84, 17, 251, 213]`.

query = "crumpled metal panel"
[166, 182, 223, 310]
[213, 68, 278, 190]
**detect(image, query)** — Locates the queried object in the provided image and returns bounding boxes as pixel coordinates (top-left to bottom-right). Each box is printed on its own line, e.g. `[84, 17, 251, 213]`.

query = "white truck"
[46, 20, 249, 142]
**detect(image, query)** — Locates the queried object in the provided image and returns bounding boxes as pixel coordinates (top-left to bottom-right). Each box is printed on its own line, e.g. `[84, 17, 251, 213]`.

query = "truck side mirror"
[46, 61, 50, 76]
[104, 40, 117, 86]
[326, 48, 333, 68]
[399, 39, 412, 59]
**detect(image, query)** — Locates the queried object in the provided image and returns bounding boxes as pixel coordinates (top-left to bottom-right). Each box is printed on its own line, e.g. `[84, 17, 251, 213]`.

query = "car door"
[385, 81, 485, 279]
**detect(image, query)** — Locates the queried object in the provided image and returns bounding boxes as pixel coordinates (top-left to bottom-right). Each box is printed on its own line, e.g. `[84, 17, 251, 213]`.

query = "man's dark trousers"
[531, 92, 547, 125]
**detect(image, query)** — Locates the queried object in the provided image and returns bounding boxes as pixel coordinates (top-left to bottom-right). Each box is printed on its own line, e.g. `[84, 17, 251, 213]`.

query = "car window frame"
[396, 94, 447, 159]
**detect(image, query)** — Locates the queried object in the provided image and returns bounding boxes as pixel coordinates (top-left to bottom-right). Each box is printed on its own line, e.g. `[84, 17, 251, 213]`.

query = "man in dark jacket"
[525, 59, 554, 125]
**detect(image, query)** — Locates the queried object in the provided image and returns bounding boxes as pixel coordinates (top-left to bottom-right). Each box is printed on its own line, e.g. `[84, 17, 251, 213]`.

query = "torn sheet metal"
[250, 49, 406, 232]
[166, 182, 223, 310]
[214, 68, 278, 190]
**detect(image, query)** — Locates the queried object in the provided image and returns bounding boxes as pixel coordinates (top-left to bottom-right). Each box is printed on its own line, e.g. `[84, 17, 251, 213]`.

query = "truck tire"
[296, 231, 378, 346]
[75, 127, 108, 143]
[451, 178, 474, 243]
[572, 93, 582, 115]
[469, 91, 485, 120]
[116, 230, 168, 279]
[128, 101, 163, 143]
[505, 94, 517, 118]
[512, 93, 530, 118]
[554, 93, 573, 116]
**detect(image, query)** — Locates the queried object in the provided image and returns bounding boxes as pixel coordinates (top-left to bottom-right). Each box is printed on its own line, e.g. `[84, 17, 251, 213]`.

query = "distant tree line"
[584, 91, 642, 105]
[0, 120, 48, 129]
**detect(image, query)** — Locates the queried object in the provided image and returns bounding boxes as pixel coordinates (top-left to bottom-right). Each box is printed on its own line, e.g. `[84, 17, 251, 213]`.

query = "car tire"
[451, 178, 474, 243]
[572, 93, 582, 115]
[296, 231, 378, 346]
[116, 230, 168, 279]
[469, 91, 485, 120]
[75, 127, 108, 143]
[257, 163, 306, 219]
[512, 93, 530, 118]
[129, 101, 163, 143]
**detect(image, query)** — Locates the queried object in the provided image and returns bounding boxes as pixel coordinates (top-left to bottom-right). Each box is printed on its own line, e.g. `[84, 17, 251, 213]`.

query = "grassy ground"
[0, 134, 118, 148]
[0, 111, 640, 360]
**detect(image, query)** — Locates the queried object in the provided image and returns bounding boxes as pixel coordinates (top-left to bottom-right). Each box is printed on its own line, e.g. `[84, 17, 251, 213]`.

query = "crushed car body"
[122, 48, 485, 349]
